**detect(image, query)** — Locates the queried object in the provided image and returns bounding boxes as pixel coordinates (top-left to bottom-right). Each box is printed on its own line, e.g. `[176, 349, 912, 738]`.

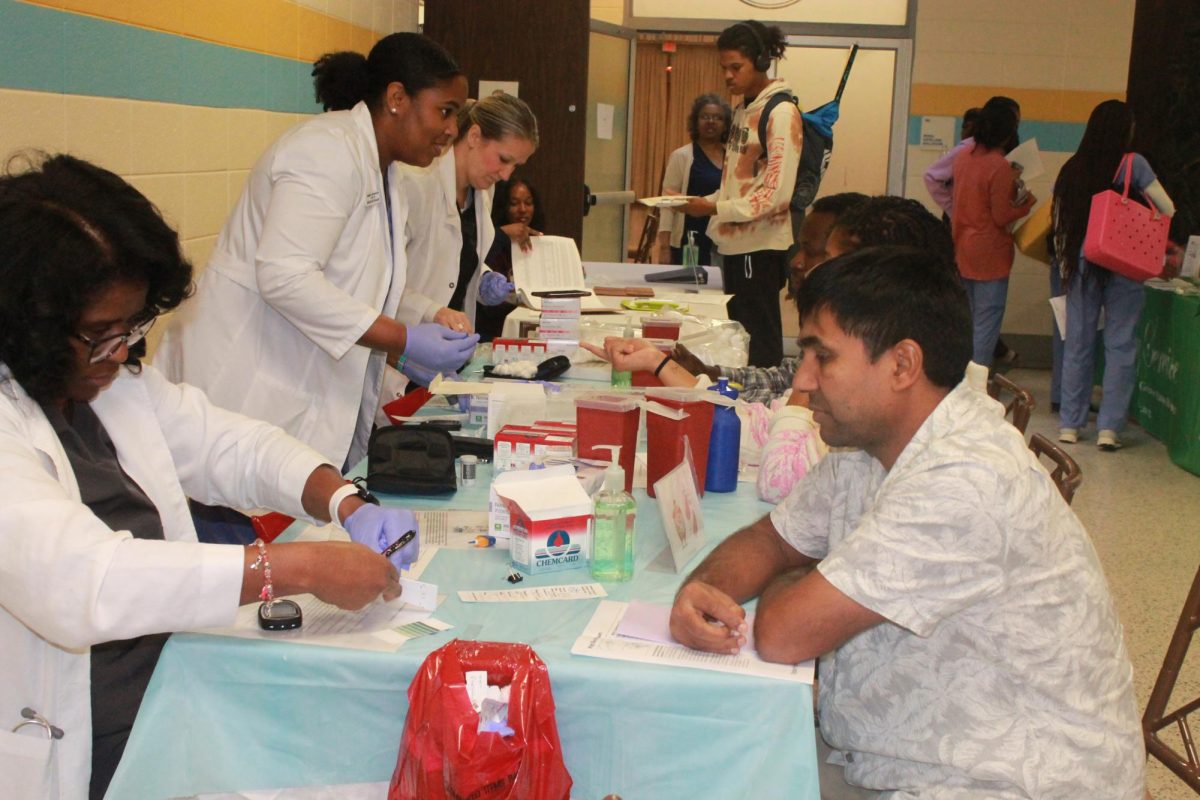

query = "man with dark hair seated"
[668, 246, 1145, 798]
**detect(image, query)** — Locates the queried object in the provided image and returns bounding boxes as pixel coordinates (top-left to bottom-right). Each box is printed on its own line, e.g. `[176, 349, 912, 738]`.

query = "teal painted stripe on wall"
[908, 115, 1088, 154]
[0, 0, 320, 113]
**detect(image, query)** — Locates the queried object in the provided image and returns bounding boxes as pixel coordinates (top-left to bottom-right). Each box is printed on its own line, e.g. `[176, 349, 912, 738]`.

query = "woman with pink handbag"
[1052, 100, 1176, 451]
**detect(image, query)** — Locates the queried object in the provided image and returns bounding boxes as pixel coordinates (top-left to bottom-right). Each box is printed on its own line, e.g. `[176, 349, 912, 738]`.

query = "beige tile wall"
[0, 1, 419, 354]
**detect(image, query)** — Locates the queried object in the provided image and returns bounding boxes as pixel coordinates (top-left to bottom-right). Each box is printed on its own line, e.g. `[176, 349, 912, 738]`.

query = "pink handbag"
[1082, 153, 1171, 282]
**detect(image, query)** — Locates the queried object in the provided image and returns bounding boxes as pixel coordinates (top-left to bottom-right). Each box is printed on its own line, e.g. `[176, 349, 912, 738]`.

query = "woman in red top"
[950, 101, 1035, 367]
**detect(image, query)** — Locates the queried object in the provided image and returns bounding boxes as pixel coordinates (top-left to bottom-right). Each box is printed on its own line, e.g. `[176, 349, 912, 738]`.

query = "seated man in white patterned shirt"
[669, 246, 1144, 799]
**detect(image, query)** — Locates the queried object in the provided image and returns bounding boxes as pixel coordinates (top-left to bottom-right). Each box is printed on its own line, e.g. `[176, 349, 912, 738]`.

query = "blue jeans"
[962, 278, 1009, 367]
[1060, 262, 1146, 431]
[1050, 266, 1064, 405]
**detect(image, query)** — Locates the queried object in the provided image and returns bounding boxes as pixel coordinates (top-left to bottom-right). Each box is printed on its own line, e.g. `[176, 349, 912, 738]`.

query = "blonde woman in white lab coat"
[398, 93, 539, 331]
[0, 155, 420, 800]
[156, 33, 479, 469]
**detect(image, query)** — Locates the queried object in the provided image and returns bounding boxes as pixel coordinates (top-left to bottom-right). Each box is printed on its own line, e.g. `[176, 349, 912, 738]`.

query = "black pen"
[382, 529, 417, 559]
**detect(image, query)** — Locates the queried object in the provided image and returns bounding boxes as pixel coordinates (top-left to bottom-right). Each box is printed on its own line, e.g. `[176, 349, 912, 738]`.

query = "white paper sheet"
[195, 594, 439, 653]
[573, 601, 814, 684]
[1006, 137, 1044, 182]
[458, 583, 607, 603]
[615, 599, 759, 653]
[414, 509, 500, 549]
[512, 236, 608, 311]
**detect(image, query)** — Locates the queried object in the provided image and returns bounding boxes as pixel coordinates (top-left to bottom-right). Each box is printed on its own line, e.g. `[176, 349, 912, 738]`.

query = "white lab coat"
[0, 363, 324, 799]
[396, 149, 495, 330]
[155, 101, 408, 467]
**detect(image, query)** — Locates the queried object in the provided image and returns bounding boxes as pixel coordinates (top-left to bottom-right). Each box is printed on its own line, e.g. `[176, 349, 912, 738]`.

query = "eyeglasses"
[74, 317, 156, 364]
[698, 114, 725, 123]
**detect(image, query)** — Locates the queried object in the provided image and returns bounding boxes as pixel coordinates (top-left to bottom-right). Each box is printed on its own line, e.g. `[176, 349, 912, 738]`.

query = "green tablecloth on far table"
[1133, 283, 1200, 476]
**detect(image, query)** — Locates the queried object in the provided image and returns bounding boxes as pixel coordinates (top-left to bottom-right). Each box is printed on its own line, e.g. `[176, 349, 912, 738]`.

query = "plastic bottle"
[682, 229, 699, 269]
[610, 321, 633, 388]
[705, 378, 741, 493]
[589, 445, 637, 582]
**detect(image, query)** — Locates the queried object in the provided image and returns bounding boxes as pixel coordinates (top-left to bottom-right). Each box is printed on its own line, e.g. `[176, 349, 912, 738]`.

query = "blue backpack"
[755, 45, 857, 213]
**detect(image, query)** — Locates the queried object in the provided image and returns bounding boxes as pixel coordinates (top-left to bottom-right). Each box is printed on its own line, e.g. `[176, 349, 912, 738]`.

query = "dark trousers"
[721, 249, 787, 367]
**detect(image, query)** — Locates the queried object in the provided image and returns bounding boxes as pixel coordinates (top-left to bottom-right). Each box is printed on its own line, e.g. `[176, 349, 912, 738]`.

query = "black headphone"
[733, 21, 772, 73]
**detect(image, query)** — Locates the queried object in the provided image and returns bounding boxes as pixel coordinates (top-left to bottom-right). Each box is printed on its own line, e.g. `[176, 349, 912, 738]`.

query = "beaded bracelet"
[249, 538, 275, 605]
[396, 354, 408, 371]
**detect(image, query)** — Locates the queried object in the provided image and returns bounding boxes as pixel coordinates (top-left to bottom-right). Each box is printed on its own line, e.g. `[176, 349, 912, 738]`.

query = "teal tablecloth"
[1134, 284, 1200, 475]
[107, 464, 820, 799]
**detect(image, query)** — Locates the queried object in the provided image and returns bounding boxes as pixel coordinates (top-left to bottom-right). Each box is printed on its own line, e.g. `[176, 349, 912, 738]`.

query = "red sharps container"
[574, 393, 639, 493]
[644, 387, 714, 498]
[641, 316, 682, 340]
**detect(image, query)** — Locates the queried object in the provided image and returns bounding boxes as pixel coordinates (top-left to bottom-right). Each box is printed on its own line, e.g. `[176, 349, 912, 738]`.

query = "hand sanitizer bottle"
[590, 445, 637, 582]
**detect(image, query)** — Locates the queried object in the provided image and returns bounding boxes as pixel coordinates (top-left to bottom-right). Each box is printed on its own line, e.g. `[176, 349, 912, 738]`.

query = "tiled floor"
[1008, 367, 1199, 799]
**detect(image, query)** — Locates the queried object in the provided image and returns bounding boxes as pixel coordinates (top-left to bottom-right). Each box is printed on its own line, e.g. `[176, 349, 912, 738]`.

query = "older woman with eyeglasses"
[656, 93, 732, 267]
[0, 154, 420, 800]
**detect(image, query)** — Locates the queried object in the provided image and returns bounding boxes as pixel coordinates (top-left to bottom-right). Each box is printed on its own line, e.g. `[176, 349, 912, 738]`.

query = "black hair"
[0, 153, 193, 403]
[1053, 99, 1135, 284]
[960, 107, 981, 140]
[985, 96, 1021, 115]
[686, 93, 732, 143]
[799, 246, 972, 389]
[491, 176, 546, 231]
[830, 195, 956, 274]
[810, 191, 869, 219]
[972, 101, 1019, 151]
[717, 20, 786, 70]
[312, 32, 461, 112]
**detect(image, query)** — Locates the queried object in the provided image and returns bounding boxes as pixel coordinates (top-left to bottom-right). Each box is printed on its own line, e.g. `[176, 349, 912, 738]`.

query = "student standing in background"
[1053, 100, 1176, 450]
[682, 20, 802, 368]
[951, 101, 1035, 369]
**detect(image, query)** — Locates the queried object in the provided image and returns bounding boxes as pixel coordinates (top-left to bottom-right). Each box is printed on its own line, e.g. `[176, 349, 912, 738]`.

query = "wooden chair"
[1143, 563, 1200, 792]
[1028, 433, 1083, 505]
[987, 373, 1035, 435]
[631, 207, 659, 263]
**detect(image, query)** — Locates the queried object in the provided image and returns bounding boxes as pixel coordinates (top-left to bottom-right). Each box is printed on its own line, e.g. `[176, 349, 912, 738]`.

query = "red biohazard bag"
[389, 640, 572, 800]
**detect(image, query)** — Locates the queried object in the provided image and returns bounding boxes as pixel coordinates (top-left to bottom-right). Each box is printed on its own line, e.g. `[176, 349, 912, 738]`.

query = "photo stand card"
[651, 445, 706, 574]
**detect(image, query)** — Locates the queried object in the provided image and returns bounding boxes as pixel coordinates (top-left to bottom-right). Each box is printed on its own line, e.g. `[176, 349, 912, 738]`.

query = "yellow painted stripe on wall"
[911, 84, 1125, 123]
[20, 0, 377, 62]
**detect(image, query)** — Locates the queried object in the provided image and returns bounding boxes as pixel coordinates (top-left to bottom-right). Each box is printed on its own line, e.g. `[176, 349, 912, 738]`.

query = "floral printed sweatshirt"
[706, 79, 803, 256]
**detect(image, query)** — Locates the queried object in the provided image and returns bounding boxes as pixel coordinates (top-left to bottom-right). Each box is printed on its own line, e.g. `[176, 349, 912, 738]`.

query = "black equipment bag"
[366, 425, 458, 495]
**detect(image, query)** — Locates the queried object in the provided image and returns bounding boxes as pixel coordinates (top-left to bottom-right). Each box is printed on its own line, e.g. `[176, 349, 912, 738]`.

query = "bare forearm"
[299, 464, 366, 524]
[357, 314, 407, 359]
[683, 515, 811, 603]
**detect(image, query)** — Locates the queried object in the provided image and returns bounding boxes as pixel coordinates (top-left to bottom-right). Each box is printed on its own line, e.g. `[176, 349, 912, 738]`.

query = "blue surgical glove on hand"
[343, 504, 420, 570]
[399, 358, 440, 387]
[403, 323, 479, 373]
[478, 271, 515, 305]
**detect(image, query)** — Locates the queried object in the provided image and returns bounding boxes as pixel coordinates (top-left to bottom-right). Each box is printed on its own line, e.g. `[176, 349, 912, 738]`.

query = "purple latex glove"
[404, 323, 479, 373]
[400, 358, 439, 387]
[478, 271, 515, 305]
[343, 504, 419, 570]
[400, 362, 471, 412]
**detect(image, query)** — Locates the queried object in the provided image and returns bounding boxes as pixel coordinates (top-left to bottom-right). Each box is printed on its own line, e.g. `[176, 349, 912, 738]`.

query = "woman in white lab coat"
[155, 33, 479, 469]
[397, 93, 539, 339]
[0, 155, 419, 800]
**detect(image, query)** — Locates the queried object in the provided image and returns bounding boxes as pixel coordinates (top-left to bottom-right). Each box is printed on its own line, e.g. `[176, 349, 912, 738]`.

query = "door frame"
[782, 34, 913, 196]
[588, 18, 637, 260]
